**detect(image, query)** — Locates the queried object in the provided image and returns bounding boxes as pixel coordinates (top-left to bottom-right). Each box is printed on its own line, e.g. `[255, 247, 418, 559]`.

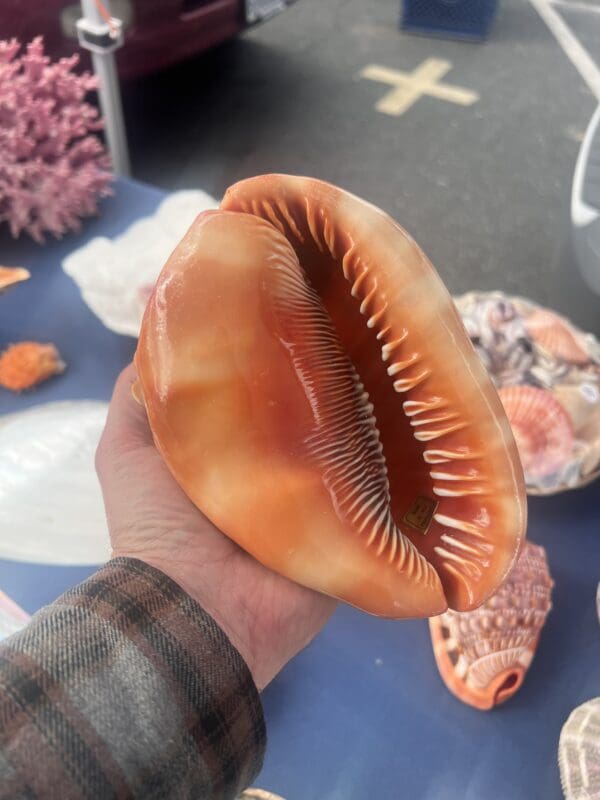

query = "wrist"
[116, 552, 267, 689]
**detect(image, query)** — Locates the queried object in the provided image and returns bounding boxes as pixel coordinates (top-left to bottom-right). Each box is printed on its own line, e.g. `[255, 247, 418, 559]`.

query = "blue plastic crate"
[401, 0, 498, 41]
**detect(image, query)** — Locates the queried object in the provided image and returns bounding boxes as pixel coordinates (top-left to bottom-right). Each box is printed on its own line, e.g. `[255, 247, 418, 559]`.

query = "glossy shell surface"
[429, 541, 553, 710]
[559, 697, 600, 800]
[135, 175, 526, 618]
[455, 291, 600, 495]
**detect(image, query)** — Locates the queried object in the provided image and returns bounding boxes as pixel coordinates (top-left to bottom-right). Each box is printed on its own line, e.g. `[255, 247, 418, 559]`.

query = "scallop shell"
[134, 175, 526, 618]
[498, 386, 574, 481]
[526, 309, 590, 365]
[429, 541, 553, 710]
[0, 266, 30, 293]
[559, 697, 600, 800]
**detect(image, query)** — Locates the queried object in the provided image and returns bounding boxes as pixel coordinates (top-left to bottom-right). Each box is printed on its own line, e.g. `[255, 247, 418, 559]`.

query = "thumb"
[97, 364, 154, 468]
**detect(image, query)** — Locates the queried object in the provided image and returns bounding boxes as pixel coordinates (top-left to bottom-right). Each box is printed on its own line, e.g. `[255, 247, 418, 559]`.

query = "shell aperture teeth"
[386, 353, 420, 376]
[257, 186, 517, 610]
[434, 513, 486, 538]
[264, 202, 497, 607]
[393, 370, 431, 393]
[192, 175, 528, 615]
[266, 236, 436, 587]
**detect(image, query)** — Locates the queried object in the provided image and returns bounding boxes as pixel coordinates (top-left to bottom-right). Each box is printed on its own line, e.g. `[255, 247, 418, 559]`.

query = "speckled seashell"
[498, 385, 574, 481]
[526, 309, 590, 365]
[0, 266, 30, 293]
[464, 295, 534, 384]
[559, 697, 600, 800]
[528, 349, 572, 390]
[429, 541, 553, 710]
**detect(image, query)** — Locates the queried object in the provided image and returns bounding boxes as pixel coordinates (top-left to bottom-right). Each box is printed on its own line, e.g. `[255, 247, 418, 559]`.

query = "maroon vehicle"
[1, 0, 294, 80]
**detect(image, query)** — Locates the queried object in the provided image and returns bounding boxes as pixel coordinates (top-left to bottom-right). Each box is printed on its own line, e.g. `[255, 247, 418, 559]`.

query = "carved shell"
[135, 176, 526, 618]
[559, 697, 600, 800]
[526, 309, 590, 365]
[429, 541, 553, 710]
[498, 386, 574, 480]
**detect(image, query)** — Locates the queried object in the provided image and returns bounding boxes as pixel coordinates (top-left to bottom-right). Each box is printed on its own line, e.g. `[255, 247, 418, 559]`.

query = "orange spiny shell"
[429, 541, 553, 710]
[498, 385, 574, 480]
[0, 342, 66, 392]
[135, 175, 526, 618]
[525, 309, 590, 365]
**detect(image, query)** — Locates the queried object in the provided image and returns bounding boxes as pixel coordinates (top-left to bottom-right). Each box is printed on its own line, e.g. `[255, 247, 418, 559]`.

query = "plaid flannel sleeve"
[0, 558, 266, 800]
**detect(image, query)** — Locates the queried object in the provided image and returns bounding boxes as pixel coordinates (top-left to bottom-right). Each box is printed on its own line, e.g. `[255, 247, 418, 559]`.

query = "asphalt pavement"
[122, 0, 600, 332]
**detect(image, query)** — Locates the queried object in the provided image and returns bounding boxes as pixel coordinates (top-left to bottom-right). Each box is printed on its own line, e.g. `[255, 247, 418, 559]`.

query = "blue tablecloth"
[1, 178, 598, 800]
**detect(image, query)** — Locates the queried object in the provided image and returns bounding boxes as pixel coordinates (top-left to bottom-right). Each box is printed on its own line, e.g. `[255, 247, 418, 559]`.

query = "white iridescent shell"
[429, 542, 553, 710]
[0, 401, 110, 565]
[559, 697, 600, 800]
[62, 190, 218, 337]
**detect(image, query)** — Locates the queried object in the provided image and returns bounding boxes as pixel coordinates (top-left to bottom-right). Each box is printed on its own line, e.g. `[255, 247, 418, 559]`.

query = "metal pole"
[77, 0, 131, 176]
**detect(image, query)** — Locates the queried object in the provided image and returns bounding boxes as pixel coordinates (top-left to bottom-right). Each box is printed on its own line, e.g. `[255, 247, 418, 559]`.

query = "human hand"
[96, 365, 336, 690]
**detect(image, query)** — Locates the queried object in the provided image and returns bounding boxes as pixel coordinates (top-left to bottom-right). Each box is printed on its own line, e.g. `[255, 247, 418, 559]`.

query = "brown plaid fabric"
[0, 558, 266, 799]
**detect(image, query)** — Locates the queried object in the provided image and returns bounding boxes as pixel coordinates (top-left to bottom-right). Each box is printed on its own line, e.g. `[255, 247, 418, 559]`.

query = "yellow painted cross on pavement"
[359, 58, 479, 117]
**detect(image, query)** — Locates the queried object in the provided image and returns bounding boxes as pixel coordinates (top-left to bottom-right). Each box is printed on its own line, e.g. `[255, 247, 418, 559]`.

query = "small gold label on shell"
[403, 496, 438, 534]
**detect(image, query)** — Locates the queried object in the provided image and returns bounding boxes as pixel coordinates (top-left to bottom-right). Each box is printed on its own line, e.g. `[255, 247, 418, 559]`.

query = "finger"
[98, 364, 153, 461]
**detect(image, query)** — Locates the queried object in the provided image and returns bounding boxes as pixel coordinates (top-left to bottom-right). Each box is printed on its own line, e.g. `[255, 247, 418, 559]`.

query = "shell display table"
[0, 178, 598, 799]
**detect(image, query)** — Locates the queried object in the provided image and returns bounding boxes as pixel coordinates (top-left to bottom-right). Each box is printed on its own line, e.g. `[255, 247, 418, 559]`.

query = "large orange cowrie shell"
[135, 175, 526, 618]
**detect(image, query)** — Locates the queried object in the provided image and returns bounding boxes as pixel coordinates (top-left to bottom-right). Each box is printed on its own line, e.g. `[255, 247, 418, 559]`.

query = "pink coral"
[0, 37, 113, 243]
